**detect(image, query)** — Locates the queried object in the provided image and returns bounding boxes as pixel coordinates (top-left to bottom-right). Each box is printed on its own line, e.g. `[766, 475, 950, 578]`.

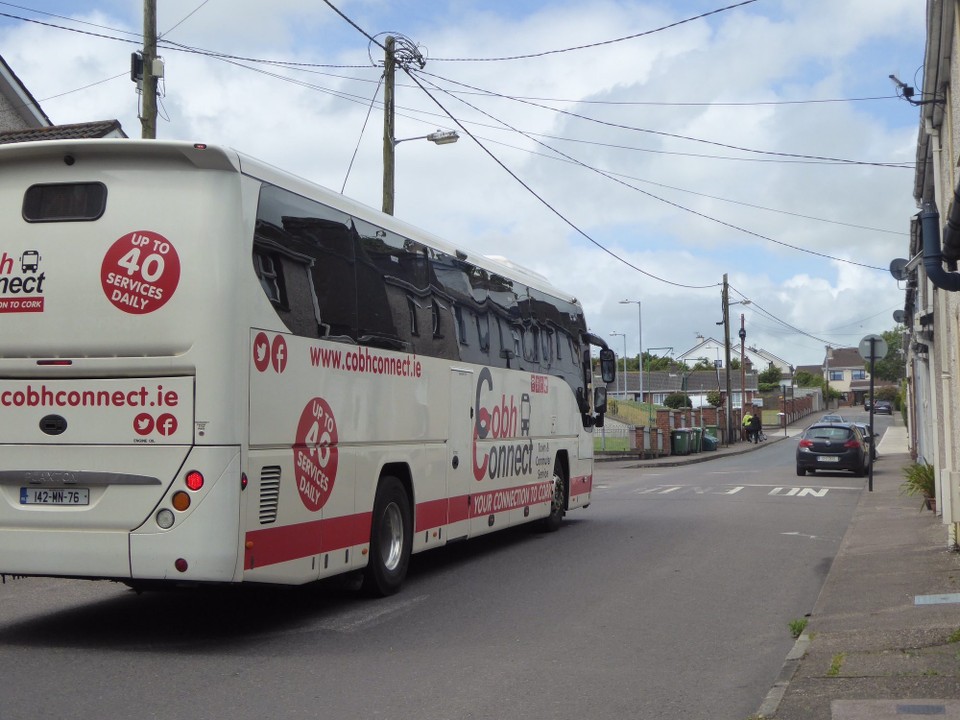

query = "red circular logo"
[156, 413, 179, 437]
[253, 332, 270, 373]
[293, 398, 338, 511]
[101, 231, 181, 314]
[133, 412, 154, 436]
[271, 335, 288, 374]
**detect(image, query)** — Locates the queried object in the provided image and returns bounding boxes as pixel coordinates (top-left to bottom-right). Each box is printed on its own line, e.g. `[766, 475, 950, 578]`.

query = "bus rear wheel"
[538, 459, 567, 532]
[363, 475, 412, 597]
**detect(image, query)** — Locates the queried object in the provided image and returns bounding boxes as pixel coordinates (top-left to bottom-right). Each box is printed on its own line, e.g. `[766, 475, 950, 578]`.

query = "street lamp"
[394, 130, 460, 146]
[383, 129, 459, 215]
[619, 299, 643, 408]
[609, 332, 627, 398]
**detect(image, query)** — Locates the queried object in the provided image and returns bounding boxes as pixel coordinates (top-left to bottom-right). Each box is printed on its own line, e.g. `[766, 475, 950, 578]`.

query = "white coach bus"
[0, 140, 614, 595]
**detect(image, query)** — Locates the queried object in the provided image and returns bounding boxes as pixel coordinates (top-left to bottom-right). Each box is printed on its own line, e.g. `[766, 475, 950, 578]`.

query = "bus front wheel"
[538, 459, 567, 532]
[363, 475, 412, 597]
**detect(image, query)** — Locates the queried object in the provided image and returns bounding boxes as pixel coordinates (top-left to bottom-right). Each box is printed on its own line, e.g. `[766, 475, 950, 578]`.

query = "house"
[0, 55, 49, 131]
[824, 347, 869, 405]
[0, 55, 126, 140]
[907, 0, 960, 544]
[677, 335, 792, 376]
[610, 369, 759, 409]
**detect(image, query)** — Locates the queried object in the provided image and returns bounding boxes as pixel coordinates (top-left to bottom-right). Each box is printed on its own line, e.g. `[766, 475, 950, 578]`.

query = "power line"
[416, 69, 913, 169]
[466, 132, 906, 236]
[161, 0, 212, 38]
[415, 70, 891, 271]
[430, 0, 759, 62]
[405, 71, 719, 290]
[317, 0, 719, 290]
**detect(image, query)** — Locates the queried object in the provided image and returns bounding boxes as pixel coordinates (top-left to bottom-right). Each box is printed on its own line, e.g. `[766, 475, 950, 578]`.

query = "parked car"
[820, 414, 846, 423]
[864, 399, 871, 411]
[853, 422, 878, 461]
[796, 422, 870, 477]
[873, 400, 893, 415]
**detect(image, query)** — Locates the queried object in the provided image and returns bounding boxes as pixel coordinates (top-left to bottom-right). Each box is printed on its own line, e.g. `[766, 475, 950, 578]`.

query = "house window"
[829, 370, 843, 381]
[454, 305, 466, 344]
[432, 299, 443, 338]
[476, 314, 490, 353]
[254, 251, 283, 305]
[851, 370, 866, 380]
[408, 297, 419, 336]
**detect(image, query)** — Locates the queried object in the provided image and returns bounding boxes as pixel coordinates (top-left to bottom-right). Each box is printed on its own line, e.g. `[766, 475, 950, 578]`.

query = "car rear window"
[807, 427, 851, 441]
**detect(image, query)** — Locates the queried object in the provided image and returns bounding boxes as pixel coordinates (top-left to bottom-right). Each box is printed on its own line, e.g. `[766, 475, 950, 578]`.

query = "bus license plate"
[816, 456, 839, 463]
[20, 487, 90, 506]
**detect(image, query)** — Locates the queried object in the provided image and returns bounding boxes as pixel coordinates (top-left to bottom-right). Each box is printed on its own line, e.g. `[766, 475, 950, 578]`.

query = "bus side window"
[254, 184, 357, 342]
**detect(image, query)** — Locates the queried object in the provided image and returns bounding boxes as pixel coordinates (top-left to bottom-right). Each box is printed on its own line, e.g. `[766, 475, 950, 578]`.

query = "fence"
[593, 423, 632, 452]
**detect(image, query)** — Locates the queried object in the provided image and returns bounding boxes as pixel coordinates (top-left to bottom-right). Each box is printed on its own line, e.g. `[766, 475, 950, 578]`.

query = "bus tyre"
[538, 459, 567, 533]
[363, 475, 412, 597]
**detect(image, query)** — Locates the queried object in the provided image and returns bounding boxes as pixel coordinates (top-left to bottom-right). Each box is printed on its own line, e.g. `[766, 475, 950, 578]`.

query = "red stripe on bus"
[569, 473, 592, 498]
[415, 498, 450, 532]
[244, 512, 371, 570]
[245, 479, 562, 570]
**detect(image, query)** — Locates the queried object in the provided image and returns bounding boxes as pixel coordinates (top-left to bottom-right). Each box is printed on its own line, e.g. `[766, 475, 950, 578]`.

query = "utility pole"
[141, 0, 158, 139]
[723, 274, 733, 444]
[381, 35, 396, 215]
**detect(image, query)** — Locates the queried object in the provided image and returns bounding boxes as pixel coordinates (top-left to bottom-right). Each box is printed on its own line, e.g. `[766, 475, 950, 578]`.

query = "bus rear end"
[0, 140, 247, 584]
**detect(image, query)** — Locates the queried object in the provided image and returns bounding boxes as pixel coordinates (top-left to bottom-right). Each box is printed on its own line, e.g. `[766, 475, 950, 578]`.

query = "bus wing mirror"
[599, 348, 616, 384]
[594, 386, 608, 415]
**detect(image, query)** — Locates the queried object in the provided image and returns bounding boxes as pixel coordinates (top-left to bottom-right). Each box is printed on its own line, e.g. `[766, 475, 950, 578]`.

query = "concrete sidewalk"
[601, 419, 960, 718]
[759, 423, 960, 719]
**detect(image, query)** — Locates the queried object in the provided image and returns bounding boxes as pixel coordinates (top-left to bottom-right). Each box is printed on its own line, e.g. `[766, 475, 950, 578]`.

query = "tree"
[758, 365, 782, 385]
[689, 357, 716, 371]
[664, 392, 692, 409]
[870, 327, 905, 382]
[794, 370, 822, 388]
[757, 364, 783, 393]
[706, 389, 723, 408]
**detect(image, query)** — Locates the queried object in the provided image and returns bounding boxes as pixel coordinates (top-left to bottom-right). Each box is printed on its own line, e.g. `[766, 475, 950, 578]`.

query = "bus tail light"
[185, 470, 204, 491]
[241, 472, 248, 491]
[171, 491, 190, 511]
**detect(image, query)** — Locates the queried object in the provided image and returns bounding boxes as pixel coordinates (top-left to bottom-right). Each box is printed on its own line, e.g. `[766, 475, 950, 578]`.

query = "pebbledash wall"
[629, 395, 814, 457]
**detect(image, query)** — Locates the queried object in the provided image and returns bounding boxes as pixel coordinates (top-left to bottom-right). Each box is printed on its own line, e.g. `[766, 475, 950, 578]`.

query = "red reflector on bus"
[175, 558, 188, 573]
[185, 470, 204, 491]
[241, 472, 248, 491]
[36, 359, 72, 366]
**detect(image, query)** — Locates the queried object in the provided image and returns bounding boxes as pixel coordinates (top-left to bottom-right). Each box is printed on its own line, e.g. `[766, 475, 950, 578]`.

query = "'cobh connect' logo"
[472, 367, 533, 482]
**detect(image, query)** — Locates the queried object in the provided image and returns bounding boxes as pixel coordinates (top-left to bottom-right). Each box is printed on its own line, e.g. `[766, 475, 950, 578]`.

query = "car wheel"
[796, 465, 806, 476]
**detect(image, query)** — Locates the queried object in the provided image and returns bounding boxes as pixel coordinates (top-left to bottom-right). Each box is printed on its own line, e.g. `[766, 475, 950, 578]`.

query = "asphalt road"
[0, 419, 890, 720]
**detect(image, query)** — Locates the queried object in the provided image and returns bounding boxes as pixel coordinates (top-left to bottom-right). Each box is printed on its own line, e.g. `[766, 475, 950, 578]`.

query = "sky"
[0, 0, 925, 367]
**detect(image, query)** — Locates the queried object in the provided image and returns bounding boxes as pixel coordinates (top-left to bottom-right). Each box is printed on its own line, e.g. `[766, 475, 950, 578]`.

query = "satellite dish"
[889, 258, 909, 281]
[893, 309, 905, 323]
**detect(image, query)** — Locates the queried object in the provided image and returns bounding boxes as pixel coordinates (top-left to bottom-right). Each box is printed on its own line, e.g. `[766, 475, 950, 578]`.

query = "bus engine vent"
[258, 466, 281, 525]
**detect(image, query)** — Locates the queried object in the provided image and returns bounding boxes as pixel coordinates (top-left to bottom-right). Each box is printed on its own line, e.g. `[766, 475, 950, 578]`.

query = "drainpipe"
[920, 201, 960, 291]
[942, 179, 960, 262]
